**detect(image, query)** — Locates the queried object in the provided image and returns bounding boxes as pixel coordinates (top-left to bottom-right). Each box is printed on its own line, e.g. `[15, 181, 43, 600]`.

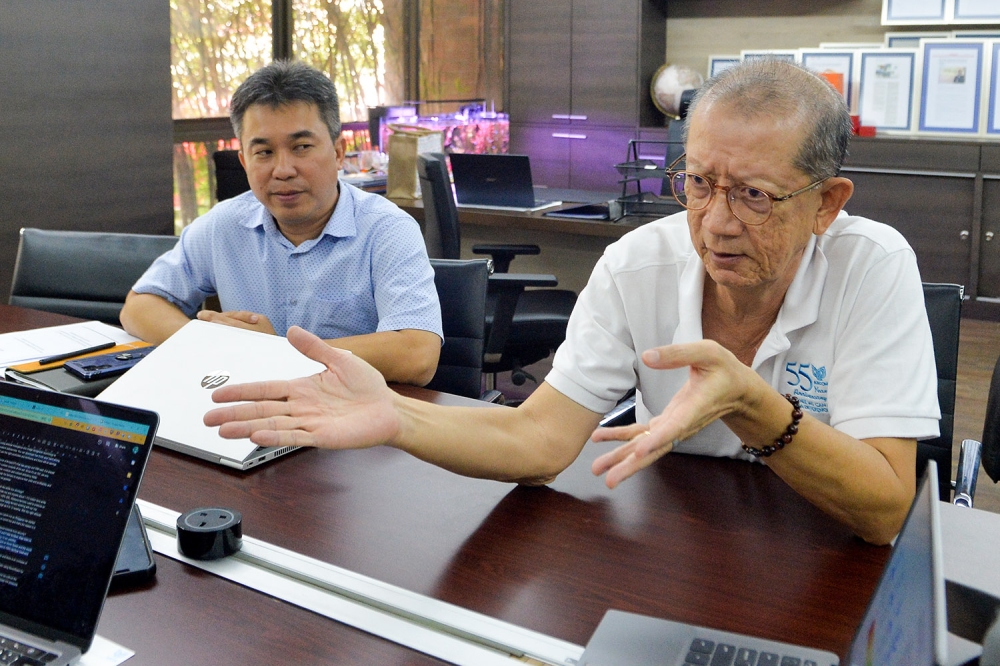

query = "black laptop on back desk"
[449, 153, 560, 211]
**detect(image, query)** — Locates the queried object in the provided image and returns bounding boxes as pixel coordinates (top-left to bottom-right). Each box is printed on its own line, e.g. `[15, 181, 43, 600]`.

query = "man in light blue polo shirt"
[120, 61, 443, 386]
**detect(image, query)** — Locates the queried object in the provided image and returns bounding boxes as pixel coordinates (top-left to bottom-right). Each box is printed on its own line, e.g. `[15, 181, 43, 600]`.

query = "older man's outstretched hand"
[203, 326, 401, 450]
[590, 340, 757, 489]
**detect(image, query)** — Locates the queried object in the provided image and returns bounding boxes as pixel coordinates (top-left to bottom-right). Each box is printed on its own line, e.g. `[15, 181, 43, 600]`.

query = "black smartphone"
[110, 504, 157, 589]
[64, 347, 155, 380]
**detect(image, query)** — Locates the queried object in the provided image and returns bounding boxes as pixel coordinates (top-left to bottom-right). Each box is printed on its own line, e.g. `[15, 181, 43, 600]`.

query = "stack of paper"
[0, 321, 139, 373]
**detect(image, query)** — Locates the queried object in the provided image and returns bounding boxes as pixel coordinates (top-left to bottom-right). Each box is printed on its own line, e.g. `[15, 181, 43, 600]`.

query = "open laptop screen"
[450, 153, 537, 208]
[0, 382, 157, 649]
[846, 460, 947, 666]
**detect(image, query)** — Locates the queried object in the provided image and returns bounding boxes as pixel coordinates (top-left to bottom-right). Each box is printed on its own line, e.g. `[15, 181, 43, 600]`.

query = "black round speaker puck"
[176, 507, 243, 560]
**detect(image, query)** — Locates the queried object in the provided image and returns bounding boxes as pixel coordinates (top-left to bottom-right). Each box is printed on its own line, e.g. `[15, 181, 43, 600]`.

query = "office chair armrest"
[600, 394, 637, 428]
[472, 244, 541, 273]
[484, 273, 559, 362]
[953, 438, 983, 508]
[487, 273, 558, 288]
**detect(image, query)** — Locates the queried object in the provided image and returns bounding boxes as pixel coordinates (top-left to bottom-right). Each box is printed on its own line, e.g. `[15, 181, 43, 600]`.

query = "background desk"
[391, 197, 658, 295]
[1, 305, 889, 665]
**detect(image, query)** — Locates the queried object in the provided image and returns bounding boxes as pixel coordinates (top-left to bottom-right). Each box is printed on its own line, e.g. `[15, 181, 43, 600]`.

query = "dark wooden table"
[0, 304, 889, 665]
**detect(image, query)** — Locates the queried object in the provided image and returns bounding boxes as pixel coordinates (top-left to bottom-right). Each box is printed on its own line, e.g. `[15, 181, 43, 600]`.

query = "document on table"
[0, 321, 139, 371]
[79, 635, 134, 666]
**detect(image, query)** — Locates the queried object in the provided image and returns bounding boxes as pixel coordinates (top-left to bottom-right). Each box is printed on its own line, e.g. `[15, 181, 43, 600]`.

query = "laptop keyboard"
[685, 638, 819, 666]
[0, 637, 59, 665]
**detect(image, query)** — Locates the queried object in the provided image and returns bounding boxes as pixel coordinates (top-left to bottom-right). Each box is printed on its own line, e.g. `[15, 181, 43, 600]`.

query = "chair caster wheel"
[511, 369, 536, 386]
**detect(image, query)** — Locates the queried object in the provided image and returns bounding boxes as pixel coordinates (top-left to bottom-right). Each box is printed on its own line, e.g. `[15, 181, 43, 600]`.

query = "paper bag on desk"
[385, 124, 444, 199]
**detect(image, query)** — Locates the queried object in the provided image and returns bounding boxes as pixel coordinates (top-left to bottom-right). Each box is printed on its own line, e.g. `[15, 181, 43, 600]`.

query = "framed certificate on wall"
[707, 56, 740, 78]
[954, 0, 1000, 22]
[884, 0, 947, 23]
[859, 50, 917, 130]
[882, 0, 1000, 24]
[952, 29, 1000, 38]
[800, 50, 855, 110]
[918, 40, 983, 133]
[740, 50, 798, 63]
[987, 42, 1000, 134]
[885, 31, 950, 47]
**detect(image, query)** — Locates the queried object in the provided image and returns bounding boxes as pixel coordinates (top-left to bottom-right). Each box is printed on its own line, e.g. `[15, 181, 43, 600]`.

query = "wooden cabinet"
[981, 177, 1000, 298]
[570, 0, 646, 127]
[507, 0, 571, 125]
[509, 123, 570, 188]
[509, 123, 635, 190]
[980, 145, 1000, 300]
[841, 137, 1000, 314]
[506, 0, 665, 191]
[843, 170, 975, 287]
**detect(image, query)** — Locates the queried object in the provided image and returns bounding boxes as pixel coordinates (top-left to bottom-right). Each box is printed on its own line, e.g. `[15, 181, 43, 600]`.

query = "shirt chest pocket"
[303, 292, 378, 338]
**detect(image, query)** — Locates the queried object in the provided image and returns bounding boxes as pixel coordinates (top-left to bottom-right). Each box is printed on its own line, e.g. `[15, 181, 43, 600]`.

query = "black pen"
[38, 341, 116, 365]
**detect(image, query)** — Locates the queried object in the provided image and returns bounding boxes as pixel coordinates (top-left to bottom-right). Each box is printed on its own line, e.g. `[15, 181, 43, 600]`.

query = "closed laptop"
[99, 320, 323, 470]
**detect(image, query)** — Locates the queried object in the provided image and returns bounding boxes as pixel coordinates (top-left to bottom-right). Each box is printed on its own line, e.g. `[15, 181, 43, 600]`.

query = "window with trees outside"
[172, 0, 502, 232]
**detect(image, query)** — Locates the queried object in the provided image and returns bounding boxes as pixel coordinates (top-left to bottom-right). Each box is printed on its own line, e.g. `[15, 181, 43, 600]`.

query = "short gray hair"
[230, 60, 341, 142]
[683, 58, 852, 181]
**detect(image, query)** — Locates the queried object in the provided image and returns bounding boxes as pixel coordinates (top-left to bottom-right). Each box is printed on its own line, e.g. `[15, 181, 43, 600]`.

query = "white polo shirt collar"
[671, 231, 829, 369]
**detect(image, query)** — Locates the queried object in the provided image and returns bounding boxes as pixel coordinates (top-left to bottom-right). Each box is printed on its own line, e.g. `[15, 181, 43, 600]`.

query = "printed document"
[0, 321, 139, 371]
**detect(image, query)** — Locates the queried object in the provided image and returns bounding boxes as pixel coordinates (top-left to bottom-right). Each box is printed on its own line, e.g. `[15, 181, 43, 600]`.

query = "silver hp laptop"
[99, 320, 323, 470]
[579, 460, 947, 666]
[449, 153, 560, 211]
[0, 380, 157, 665]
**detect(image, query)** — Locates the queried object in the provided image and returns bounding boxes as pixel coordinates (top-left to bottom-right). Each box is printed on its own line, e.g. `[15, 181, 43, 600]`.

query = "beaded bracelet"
[741, 394, 803, 458]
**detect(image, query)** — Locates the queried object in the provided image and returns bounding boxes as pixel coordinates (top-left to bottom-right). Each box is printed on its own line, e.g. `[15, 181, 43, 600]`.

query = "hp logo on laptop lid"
[201, 372, 230, 389]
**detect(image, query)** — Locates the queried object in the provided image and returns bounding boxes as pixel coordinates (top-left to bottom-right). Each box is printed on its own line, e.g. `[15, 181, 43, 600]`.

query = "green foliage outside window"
[171, 0, 500, 230]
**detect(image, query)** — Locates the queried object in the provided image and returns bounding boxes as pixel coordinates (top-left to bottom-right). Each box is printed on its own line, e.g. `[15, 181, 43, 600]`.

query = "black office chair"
[9, 228, 179, 325]
[417, 152, 577, 388]
[659, 88, 695, 197]
[424, 258, 501, 402]
[919, 282, 964, 501]
[947, 352, 1000, 507]
[980, 356, 1000, 486]
[212, 150, 251, 202]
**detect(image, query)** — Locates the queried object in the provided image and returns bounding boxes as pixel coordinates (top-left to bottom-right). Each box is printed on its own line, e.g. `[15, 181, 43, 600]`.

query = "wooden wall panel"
[0, 0, 173, 302]
[666, 0, 888, 76]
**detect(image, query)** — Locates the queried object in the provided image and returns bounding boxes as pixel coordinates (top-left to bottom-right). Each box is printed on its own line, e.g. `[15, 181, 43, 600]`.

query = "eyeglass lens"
[669, 172, 773, 225]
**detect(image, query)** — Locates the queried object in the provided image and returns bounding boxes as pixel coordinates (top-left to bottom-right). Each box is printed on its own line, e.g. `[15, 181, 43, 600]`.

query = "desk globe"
[651, 63, 704, 119]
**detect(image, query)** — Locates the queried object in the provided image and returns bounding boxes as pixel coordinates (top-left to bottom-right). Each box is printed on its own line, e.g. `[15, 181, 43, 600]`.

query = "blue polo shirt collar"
[239, 180, 359, 250]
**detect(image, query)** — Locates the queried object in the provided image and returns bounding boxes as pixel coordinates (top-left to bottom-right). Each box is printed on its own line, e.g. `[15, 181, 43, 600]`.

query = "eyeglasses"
[666, 153, 827, 226]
